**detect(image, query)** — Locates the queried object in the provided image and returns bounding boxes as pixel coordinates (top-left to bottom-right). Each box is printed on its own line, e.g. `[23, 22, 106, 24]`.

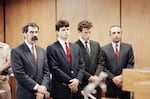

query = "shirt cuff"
[33, 84, 39, 90]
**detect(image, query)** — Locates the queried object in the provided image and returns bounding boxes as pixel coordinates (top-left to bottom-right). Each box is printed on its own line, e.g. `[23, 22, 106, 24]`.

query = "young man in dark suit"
[11, 22, 50, 99]
[46, 20, 85, 99]
[102, 25, 135, 99]
[75, 20, 104, 99]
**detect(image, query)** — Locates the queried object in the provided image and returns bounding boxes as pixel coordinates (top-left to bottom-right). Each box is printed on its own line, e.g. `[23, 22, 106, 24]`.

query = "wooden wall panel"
[5, 0, 56, 48]
[122, 0, 150, 68]
[0, 0, 4, 42]
[5, 0, 150, 68]
[57, 0, 120, 46]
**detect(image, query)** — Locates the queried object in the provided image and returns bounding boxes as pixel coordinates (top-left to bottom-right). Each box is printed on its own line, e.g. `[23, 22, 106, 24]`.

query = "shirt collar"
[79, 37, 90, 45]
[112, 42, 120, 48]
[25, 40, 35, 50]
[57, 38, 69, 46]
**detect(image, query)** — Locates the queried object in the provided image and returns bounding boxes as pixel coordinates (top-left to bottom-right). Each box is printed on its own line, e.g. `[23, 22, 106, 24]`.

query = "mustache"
[31, 36, 38, 41]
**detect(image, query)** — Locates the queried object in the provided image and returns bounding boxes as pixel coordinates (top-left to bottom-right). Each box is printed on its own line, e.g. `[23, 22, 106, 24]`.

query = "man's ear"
[23, 33, 26, 38]
[56, 31, 59, 35]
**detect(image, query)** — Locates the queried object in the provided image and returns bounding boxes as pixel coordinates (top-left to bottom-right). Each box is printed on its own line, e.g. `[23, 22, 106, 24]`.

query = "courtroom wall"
[0, 0, 149, 68]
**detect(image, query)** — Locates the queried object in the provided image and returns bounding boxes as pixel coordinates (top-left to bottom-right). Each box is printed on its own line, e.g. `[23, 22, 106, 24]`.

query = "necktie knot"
[85, 41, 88, 46]
[116, 44, 118, 47]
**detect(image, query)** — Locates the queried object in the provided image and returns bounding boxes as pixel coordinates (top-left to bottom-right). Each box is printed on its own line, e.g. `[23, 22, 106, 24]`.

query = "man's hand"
[37, 85, 47, 93]
[37, 85, 50, 98]
[112, 75, 122, 88]
[36, 92, 44, 99]
[0, 75, 7, 81]
[88, 75, 98, 83]
[43, 91, 50, 98]
[68, 78, 79, 93]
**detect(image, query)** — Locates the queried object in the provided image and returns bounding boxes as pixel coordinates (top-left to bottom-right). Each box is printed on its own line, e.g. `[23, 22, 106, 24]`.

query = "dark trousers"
[53, 93, 84, 99]
[106, 81, 130, 99]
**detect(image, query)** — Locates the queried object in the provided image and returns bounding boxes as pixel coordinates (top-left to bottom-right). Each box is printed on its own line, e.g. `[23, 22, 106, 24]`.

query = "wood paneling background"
[122, 0, 150, 68]
[5, 0, 56, 48]
[0, 0, 4, 42]
[57, 0, 120, 45]
[0, 0, 149, 68]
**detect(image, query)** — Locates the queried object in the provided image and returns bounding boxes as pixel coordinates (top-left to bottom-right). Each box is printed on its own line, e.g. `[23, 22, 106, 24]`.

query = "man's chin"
[31, 40, 37, 44]
[113, 40, 120, 43]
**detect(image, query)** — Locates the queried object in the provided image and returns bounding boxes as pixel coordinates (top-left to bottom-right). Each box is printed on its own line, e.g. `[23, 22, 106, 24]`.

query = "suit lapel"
[69, 43, 74, 66]
[117, 43, 124, 67]
[23, 43, 37, 74]
[77, 40, 90, 62]
[35, 46, 41, 74]
[89, 41, 94, 59]
[108, 44, 119, 66]
[78, 40, 90, 58]
[56, 41, 70, 65]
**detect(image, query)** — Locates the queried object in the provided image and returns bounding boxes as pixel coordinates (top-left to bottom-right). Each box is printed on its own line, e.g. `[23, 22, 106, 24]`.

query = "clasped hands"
[112, 75, 122, 88]
[68, 78, 80, 93]
[88, 75, 98, 83]
[36, 85, 50, 99]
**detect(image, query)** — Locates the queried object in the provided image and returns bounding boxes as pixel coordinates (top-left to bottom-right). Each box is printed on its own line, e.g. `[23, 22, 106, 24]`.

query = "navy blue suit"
[47, 41, 85, 99]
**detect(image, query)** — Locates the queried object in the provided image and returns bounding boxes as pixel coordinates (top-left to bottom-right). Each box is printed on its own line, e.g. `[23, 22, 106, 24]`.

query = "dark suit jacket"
[75, 40, 104, 84]
[46, 41, 85, 98]
[102, 42, 134, 97]
[11, 42, 50, 99]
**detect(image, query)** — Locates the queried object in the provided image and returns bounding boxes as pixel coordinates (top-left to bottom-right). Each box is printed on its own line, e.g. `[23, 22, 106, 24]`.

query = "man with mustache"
[11, 22, 50, 99]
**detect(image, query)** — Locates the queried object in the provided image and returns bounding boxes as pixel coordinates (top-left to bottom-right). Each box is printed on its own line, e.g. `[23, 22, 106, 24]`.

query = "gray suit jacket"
[75, 40, 104, 81]
[102, 42, 134, 80]
[11, 42, 50, 99]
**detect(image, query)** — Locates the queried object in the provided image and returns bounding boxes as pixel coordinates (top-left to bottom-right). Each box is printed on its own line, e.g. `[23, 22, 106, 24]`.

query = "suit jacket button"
[71, 71, 74, 74]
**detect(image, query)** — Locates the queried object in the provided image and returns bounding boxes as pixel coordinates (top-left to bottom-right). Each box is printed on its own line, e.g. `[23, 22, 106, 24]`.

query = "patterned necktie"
[65, 42, 71, 64]
[31, 46, 37, 63]
[85, 41, 90, 56]
[115, 44, 119, 58]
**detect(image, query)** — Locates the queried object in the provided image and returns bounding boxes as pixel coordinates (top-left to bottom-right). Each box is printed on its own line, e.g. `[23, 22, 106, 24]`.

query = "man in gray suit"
[75, 20, 104, 99]
[11, 22, 50, 99]
[102, 25, 134, 99]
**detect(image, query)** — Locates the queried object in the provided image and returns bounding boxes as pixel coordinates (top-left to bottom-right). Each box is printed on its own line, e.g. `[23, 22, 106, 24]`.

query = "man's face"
[79, 28, 91, 41]
[24, 26, 39, 45]
[110, 26, 122, 43]
[57, 27, 70, 40]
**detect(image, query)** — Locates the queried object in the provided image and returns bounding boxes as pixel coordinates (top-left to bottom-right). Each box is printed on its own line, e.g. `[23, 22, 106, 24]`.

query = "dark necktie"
[115, 44, 119, 58]
[65, 42, 71, 64]
[85, 41, 90, 56]
[32, 46, 37, 63]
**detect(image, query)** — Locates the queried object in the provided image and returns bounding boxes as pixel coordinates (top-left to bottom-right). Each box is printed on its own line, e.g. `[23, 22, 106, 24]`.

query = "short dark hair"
[56, 20, 69, 31]
[22, 22, 39, 33]
[78, 20, 93, 32]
